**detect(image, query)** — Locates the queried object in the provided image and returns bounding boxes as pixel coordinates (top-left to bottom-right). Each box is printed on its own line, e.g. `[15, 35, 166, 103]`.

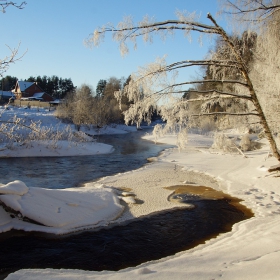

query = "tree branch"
[0, 1, 26, 13]
[101, 19, 219, 34]
[192, 112, 260, 117]
[0, 43, 26, 76]
[185, 89, 252, 100]
[0, 120, 40, 133]
[225, 0, 280, 14]
[154, 79, 249, 95]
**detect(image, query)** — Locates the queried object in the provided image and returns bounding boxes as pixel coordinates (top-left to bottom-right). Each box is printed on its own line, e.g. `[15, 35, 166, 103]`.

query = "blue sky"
[0, 0, 223, 90]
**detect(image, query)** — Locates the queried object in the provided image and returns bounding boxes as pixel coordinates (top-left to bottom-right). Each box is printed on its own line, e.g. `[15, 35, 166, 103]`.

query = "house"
[29, 92, 53, 102]
[13, 81, 53, 102]
[0, 91, 16, 103]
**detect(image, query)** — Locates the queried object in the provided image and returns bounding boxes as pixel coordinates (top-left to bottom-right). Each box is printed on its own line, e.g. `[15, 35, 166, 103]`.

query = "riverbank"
[0, 106, 137, 158]
[6, 131, 280, 279]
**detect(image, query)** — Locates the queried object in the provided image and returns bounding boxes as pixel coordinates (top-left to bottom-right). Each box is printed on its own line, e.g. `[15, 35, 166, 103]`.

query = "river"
[0, 129, 172, 189]
[0, 129, 252, 279]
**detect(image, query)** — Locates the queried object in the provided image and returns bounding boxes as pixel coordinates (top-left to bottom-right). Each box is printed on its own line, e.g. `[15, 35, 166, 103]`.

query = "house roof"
[49, 99, 61, 104]
[32, 92, 45, 98]
[0, 91, 15, 98]
[17, 81, 35, 91]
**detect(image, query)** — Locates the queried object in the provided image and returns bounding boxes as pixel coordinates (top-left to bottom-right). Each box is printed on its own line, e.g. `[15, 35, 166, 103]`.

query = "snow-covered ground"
[0, 181, 124, 234]
[0, 106, 137, 157]
[2, 107, 280, 280]
[0, 106, 138, 234]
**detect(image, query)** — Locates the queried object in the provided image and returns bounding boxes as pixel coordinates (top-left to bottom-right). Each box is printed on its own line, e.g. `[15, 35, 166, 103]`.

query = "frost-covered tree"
[55, 84, 96, 130]
[96, 76, 131, 124]
[221, 0, 280, 24]
[85, 1, 280, 161]
[223, 0, 280, 157]
[187, 31, 257, 131]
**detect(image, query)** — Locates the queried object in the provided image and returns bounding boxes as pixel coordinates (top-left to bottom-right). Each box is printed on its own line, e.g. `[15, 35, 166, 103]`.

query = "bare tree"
[85, 2, 280, 161]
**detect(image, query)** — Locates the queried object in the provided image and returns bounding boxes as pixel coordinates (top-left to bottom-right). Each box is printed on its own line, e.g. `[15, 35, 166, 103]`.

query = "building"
[13, 81, 53, 102]
[0, 91, 16, 103]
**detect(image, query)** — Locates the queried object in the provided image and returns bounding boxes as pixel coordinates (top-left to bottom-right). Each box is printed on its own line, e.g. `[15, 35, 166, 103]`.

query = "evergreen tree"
[0, 76, 17, 91]
[96, 79, 107, 98]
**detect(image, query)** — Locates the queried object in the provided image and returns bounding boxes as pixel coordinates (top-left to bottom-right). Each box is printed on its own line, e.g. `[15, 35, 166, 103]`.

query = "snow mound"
[0, 180, 29, 195]
[0, 183, 124, 232]
[121, 196, 137, 204]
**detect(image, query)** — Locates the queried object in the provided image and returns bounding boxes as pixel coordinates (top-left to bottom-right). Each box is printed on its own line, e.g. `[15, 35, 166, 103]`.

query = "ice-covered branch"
[0, 1, 26, 13]
[0, 43, 26, 76]
[85, 15, 220, 55]
[223, 0, 280, 20]
[192, 111, 259, 117]
[154, 79, 249, 95]
[185, 89, 252, 100]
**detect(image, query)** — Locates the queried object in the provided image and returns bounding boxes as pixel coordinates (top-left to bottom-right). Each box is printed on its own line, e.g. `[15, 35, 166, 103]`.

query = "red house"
[13, 81, 53, 102]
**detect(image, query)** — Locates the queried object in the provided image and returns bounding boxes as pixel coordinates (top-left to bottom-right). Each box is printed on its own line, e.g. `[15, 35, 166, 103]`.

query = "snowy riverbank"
[0, 106, 137, 158]
[5, 130, 280, 279]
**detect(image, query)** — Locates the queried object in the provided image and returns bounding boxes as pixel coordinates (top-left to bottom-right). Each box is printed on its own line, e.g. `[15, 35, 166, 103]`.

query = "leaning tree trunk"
[207, 13, 280, 162]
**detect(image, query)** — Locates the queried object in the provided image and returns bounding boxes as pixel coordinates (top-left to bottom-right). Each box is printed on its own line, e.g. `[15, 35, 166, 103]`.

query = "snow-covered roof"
[17, 81, 34, 91]
[49, 99, 61, 104]
[0, 91, 15, 97]
[32, 92, 45, 98]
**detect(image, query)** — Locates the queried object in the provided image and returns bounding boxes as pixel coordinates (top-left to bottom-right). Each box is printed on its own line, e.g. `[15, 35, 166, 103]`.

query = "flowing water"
[0, 129, 171, 189]
[0, 130, 253, 278]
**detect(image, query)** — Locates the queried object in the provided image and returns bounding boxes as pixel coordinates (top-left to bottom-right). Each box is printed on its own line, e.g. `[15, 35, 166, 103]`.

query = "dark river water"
[0, 129, 252, 279]
[0, 129, 171, 189]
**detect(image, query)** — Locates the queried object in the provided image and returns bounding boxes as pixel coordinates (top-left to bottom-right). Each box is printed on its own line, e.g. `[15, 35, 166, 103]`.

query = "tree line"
[0, 73, 138, 127]
[55, 76, 132, 129]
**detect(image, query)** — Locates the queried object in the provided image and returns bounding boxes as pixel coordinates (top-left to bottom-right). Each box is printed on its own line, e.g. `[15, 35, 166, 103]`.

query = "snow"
[0, 140, 114, 157]
[0, 180, 28, 195]
[32, 92, 45, 98]
[0, 106, 137, 157]
[0, 91, 15, 98]
[0, 181, 124, 232]
[17, 81, 34, 91]
[2, 110, 280, 279]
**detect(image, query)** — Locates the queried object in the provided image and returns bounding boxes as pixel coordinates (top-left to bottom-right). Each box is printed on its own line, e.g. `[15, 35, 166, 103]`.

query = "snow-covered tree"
[55, 84, 96, 130]
[85, 1, 280, 161]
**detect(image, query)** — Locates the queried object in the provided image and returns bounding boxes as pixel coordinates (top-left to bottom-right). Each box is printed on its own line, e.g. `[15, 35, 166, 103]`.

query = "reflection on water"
[167, 184, 254, 221]
[0, 129, 172, 189]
